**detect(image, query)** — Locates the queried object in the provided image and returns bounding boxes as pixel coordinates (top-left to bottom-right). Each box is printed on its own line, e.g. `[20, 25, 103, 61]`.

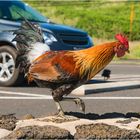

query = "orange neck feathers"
[71, 41, 119, 80]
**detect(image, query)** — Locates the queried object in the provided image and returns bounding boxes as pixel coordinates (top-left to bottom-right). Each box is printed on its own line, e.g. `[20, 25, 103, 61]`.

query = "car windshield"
[0, 0, 48, 23]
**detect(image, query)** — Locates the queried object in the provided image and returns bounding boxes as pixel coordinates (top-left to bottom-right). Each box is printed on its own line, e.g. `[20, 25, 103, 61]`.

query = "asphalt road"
[0, 63, 140, 118]
[103, 62, 140, 75]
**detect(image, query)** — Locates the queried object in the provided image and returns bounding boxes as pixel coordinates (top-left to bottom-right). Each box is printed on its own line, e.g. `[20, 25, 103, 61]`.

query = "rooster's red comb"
[115, 34, 129, 49]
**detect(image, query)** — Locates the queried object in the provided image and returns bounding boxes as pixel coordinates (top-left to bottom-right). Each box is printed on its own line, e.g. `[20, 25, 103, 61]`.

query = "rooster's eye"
[120, 46, 123, 49]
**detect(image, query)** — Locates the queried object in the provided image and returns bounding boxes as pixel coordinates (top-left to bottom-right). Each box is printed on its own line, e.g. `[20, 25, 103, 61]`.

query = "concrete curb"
[72, 81, 140, 95]
[72, 74, 140, 95]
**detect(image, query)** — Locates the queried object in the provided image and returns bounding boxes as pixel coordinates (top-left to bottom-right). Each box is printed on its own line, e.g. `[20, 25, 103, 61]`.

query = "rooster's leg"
[62, 97, 85, 113]
[54, 101, 65, 117]
[52, 100, 79, 121]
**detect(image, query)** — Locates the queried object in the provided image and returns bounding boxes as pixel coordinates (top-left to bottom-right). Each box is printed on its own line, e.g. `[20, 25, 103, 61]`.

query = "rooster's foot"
[55, 114, 79, 122]
[57, 110, 65, 118]
[62, 97, 85, 113]
[73, 98, 85, 113]
[45, 114, 79, 123]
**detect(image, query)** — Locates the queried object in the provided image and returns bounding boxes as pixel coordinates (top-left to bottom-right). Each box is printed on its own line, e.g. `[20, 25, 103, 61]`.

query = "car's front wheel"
[0, 45, 24, 86]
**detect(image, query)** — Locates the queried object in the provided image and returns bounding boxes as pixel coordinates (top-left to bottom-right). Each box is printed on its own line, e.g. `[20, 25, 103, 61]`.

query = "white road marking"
[0, 96, 52, 99]
[81, 97, 140, 100]
[0, 90, 49, 97]
[0, 75, 140, 100]
[0, 96, 140, 100]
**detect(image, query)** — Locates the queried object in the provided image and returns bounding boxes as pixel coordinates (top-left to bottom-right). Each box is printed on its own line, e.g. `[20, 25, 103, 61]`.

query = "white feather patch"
[27, 42, 50, 63]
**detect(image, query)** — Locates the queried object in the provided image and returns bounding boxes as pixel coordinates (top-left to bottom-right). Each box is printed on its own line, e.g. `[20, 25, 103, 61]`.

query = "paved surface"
[0, 63, 140, 118]
[72, 74, 140, 95]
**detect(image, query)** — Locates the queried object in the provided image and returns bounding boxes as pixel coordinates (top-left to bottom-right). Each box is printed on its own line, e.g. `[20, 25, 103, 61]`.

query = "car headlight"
[88, 35, 94, 46]
[43, 33, 57, 45]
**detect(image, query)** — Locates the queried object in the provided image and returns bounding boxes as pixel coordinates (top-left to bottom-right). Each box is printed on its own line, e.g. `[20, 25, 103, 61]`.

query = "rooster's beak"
[126, 50, 130, 53]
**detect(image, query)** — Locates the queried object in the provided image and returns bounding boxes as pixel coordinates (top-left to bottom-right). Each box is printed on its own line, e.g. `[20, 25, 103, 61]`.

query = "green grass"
[123, 45, 140, 60]
[24, 0, 140, 41]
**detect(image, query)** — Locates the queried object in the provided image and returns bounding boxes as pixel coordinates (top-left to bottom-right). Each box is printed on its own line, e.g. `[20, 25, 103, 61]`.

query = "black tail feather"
[13, 14, 44, 72]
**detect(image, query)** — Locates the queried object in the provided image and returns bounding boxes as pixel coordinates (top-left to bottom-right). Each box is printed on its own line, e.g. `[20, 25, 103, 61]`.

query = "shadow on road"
[65, 112, 140, 120]
[86, 79, 112, 84]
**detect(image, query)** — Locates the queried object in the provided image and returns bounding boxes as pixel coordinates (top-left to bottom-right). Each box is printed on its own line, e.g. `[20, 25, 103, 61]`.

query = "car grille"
[59, 33, 88, 46]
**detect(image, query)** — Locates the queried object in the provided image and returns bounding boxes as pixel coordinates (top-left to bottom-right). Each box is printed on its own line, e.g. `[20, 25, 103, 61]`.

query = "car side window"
[9, 5, 34, 21]
[0, 4, 11, 20]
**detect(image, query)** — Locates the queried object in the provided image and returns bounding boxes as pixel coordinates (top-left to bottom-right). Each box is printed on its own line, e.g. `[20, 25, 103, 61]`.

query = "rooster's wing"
[28, 51, 78, 83]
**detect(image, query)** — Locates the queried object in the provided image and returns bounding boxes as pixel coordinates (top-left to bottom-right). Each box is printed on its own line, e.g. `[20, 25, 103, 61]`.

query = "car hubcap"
[0, 52, 15, 82]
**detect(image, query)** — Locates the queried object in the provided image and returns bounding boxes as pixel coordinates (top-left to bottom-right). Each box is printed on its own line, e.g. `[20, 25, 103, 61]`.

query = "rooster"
[13, 20, 129, 118]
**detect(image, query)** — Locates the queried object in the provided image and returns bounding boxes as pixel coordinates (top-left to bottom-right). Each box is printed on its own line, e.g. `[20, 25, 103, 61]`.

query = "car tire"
[0, 45, 24, 86]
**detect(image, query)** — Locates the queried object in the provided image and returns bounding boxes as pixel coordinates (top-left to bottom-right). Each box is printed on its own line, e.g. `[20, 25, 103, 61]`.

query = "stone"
[74, 123, 140, 139]
[4, 125, 73, 139]
[21, 114, 35, 120]
[0, 114, 17, 131]
[0, 129, 11, 138]
[116, 118, 138, 124]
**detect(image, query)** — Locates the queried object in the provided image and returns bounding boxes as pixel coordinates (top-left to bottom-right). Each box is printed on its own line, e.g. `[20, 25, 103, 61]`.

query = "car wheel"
[0, 45, 24, 86]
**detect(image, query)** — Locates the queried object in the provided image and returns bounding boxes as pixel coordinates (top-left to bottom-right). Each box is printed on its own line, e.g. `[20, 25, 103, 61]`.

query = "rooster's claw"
[74, 98, 85, 113]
